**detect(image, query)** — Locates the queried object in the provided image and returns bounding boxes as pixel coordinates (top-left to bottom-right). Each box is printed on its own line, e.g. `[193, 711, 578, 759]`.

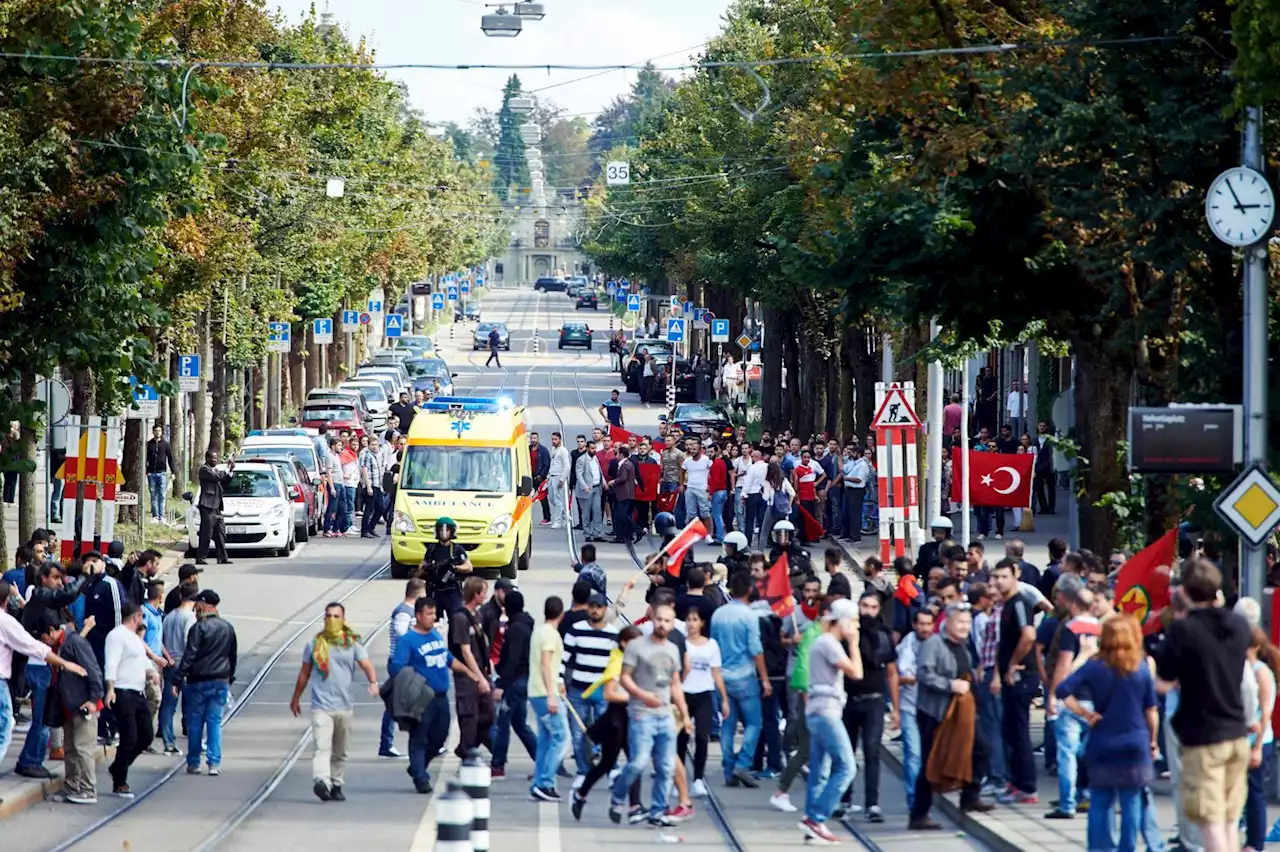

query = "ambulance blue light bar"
[422, 396, 515, 413]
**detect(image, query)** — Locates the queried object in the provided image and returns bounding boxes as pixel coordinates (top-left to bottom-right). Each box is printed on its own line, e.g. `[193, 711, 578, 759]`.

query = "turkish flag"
[609, 425, 664, 452]
[635, 464, 661, 503]
[535, 479, 548, 502]
[950, 449, 1034, 509]
[766, 553, 796, 618]
[797, 504, 824, 542]
[665, 517, 708, 576]
[1115, 529, 1177, 635]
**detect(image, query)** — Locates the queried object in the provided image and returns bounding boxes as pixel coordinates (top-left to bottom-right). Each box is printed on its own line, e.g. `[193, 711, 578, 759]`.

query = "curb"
[0, 744, 117, 822]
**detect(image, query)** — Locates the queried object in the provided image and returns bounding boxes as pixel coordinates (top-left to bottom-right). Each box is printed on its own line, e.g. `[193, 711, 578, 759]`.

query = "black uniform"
[422, 541, 469, 619]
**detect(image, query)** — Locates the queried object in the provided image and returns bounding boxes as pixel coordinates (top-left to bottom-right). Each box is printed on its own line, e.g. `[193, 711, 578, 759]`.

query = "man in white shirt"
[895, 608, 935, 813]
[681, 440, 714, 530]
[740, 450, 769, 546]
[1005, 380, 1027, 438]
[105, 602, 166, 797]
[547, 432, 573, 529]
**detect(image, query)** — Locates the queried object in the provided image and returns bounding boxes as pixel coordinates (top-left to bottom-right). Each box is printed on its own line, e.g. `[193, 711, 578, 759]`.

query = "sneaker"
[572, 774, 586, 790]
[330, 786, 346, 802]
[1045, 809, 1075, 819]
[994, 533, 1003, 540]
[539, 520, 551, 526]
[490, 768, 506, 780]
[531, 786, 561, 802]
[691, 778, 709, 798]
[13, 720, 31, 734]
[609, 802, 624, 824]
[163, 745, 183, 756]
[667, 804, 694, 821]
[314, 780, 332, 801]
[378, 747, 405, 759]
[997, 790, 1038, 805]
[1033, 745, 1045, 756]
[113, 786, 135, 799]
[867, 805, 883, 823]
[415, 780, 434, 795]
[753, 768, 779, 780]
[979, 781, 1004, 798]
[628, 805, 648, 824]
[143, 745, 160, 755]
[908, 818, 943, 831]
[770, 792, 797, 813]
[186, 766, 202, 775]
[962, 799, 996, 813]
[648, 813, 676, 828]
[66, 793, 98, 805]
[571, 793, 586, 821]
[49, 747, 65, 761]
[15, 765, 52, 779]
[207, 766, 221, 777]
[799, 818, 841, 846]
[556, 764, 573, 779]
[732, 767, 760, 788]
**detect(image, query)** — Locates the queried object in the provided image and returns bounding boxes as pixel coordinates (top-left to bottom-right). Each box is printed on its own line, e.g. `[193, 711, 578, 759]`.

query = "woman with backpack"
[759, 462, 794, 548]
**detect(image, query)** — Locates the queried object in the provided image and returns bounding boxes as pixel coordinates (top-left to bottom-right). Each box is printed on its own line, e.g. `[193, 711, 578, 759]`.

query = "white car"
[338, 380, 391, 431]
[185, 463, 296, 558]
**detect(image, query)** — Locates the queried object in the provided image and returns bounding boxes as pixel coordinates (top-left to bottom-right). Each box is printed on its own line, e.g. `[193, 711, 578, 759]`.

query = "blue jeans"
[744, 493, 765, 544]
[612, 712, 676, 818]
[184, 680, 229, 768]
[805, 712, 856, 823]
[1054, 710, 1089, 813]
[901, 711, 922, 810]
[721, 676, 763, 779]
[978, 668, 1005, 785]
[340, 485, 356, 532]
[733, 489, 745, 534]
[0, 679, 12, 767]
[530, 696, 569, 791]
[50, 477, 63, 522]
[491, 676, 537, 770]
[752, 684, 784, 773]
[409, 695, 452, 788]
[1247, 741, 1273, 850]
[323, 485, 340, 533]
[568, 687, 606, 776]
[148, 472, 167, 518]
[17, 664, 51, 770]
[159, 666, 182, 747]
[1087, 786, 1143, 852]
[709, 490, 728, 541]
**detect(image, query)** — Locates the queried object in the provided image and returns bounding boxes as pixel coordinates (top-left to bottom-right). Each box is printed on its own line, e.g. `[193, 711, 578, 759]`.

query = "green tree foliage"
[491, 74, 530, 201]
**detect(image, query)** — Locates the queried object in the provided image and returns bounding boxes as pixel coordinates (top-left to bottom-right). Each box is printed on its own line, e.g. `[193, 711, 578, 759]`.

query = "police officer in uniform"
[768, 519, 813, 579]
[416, 517, 472, 619]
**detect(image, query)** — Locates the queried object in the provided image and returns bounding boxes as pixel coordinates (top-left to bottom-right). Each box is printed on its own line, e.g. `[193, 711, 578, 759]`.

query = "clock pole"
[1241, 104, 1268, 601]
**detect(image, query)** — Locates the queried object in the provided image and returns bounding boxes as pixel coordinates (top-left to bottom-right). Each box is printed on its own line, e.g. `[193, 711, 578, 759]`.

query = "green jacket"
[789, 621, 823, 692]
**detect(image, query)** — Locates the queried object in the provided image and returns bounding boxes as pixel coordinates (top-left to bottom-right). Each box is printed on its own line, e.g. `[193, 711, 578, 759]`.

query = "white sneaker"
[572, 774, 585, 790]
[770, 792, 797, 813]
[691, 779, 709, 798]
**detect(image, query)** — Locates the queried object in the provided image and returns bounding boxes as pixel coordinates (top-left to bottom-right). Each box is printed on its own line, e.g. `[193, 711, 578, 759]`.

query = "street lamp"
[481, 6, 522, 37]
[514, 3, 546, 21]
[509, 96, 534, 114]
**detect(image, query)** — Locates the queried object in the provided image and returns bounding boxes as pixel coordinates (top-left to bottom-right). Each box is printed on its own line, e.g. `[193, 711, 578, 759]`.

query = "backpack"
[771, 484, 792, 515]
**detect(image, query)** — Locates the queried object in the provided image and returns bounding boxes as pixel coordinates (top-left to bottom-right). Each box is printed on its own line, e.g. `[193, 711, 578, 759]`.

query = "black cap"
[495, 578, 516, 592]
[178, 564, 203, 581]
[193, 589, 220, 606]
[587, 591, 609, 607]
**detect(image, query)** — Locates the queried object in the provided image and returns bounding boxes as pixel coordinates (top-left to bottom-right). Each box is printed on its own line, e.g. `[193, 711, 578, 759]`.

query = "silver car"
[473, 322, 510, 351]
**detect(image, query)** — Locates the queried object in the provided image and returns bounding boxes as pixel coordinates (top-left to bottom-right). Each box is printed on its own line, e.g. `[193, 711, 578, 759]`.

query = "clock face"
[1206, 167, 1275, 247]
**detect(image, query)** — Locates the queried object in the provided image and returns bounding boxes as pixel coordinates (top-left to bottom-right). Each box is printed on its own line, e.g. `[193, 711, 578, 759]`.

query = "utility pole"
[1241, 105, 1269, 601]
[881, 333, 894, 384]
[926, 319, 943, 524]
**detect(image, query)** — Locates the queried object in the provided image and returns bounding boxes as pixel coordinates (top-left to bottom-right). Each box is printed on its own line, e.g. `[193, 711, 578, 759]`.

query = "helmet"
[654, 512, 679, 537]
[435, 517, 458, 538]
[930, 515, 954, 531]
[723, 531, 749, 553]
[771, 519, 796, 545]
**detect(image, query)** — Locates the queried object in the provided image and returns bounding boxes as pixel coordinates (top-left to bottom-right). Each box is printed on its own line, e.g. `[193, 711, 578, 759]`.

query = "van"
[390, 397, 534, 580]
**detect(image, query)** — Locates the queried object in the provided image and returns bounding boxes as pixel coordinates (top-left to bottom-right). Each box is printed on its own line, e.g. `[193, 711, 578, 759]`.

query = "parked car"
[620, 340, 674, 390]
[338, 380, 392, 431]
[533, 276, 567, 293]
[305, 389, 374, 432]
[473, 322, 510, 351]
[454, 303, 482, 322]
[242, 432, 325, 486]
[356, 363, 410, 393]
[353, 371, 401, 402]
[397, 335, 433, 354]
[575, 292, 598, 310]
[405, 356, 457, 397]
[298, 400, 368, 437]
[183, 462, 295, 557]
[666, 402, 735, 441]
[234, 452, 321, 542]
[558, 322, 593, 350]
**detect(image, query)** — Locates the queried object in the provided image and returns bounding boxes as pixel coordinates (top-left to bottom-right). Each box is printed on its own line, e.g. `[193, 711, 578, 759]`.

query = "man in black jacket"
[146, 424, 176, 522]
[35, 611, 103, 804]
[489, 591, 535, 779]
[177, 590, 237, 774]
[119, 549, 162, 607]
[530, 433, 551, 525]
[196, 451, 233, 566]
[388, 391, 416, 436]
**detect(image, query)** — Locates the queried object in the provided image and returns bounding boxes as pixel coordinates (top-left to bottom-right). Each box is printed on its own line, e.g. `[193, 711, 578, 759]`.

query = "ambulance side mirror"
[518, 476, 533, 497]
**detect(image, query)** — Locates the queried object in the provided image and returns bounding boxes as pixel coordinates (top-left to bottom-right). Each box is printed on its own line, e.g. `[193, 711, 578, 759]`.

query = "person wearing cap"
[164, 563, 202, 615]
[797, 597, 864, 844]
[159, 582, 197, 755]
[177, 590, 237, 775]
[563, 589, 620, 785]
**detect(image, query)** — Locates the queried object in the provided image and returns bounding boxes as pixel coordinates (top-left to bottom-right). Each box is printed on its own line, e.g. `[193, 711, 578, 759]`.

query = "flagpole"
[960, 358, 971, 546]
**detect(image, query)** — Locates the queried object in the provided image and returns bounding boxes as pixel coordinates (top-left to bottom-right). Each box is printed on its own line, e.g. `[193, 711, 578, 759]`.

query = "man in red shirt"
[707, 443, 730, 544]
[790, 449, 825, 543]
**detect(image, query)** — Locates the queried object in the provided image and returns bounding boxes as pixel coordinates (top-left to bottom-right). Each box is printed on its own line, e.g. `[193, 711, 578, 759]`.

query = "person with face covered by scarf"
[290, 602, 379, 802]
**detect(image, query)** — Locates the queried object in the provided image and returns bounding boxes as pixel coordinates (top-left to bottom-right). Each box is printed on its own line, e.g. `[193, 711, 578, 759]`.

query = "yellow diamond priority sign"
[736, 333, 752, 349]
[1213, 464, 1280, 547]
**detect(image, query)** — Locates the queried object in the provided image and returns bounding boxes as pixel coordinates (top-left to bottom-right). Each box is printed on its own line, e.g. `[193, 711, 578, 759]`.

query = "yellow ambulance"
[390, 397, 535, 580]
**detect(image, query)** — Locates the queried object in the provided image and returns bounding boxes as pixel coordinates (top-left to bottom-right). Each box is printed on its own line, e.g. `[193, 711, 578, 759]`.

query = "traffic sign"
[1214, 464, 1280, 546]
[341, 310, 360, 333]
[692, 308, 705, 324]
[385, 314, 403, 338]
[178, 354, 201, 392]
[431, 293, 446, 311]
[267, 321, 291, 353]
[606, 282, 617, 295]
[313, 318, 333, 344]
[666, 318, 686, 344]
[476, 275, 485, 287]
[461, 281, 471, 295]
[735, 333, 752, 349]
[669, 294, 680, 310]
[129, 378, 160, 420]
[615, 288, 626, 303]
[447, 285, 459, 301]
[710, 319, 730, 343]
[682, 301, 695, 317]
[367, 298, 383, 315]
[626, 294, 641, 313]
[606, 161, 630, 185]
[871, 385, 923, 430]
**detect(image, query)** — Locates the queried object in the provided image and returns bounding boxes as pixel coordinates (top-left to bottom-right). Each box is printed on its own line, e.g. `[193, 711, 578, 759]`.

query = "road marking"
[538, 801, 562, 852]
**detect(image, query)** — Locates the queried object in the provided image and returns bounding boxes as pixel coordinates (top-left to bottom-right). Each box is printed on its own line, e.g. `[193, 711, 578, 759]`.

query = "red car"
[298, 401, 367, 437]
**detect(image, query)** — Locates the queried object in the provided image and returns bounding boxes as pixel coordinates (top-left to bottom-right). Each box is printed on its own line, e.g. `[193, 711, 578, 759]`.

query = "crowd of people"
[1, 532, 237, 803]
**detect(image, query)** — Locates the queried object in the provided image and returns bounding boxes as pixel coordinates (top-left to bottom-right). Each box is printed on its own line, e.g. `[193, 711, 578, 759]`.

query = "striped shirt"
[562, 619, 620, 691]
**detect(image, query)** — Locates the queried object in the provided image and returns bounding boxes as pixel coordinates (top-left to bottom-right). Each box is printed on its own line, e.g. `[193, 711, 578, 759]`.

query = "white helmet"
[723, 531, 749, 552]
[773, 520, 797, 534]
[771, 519, 796, 546]
[930, 516, 954, 531]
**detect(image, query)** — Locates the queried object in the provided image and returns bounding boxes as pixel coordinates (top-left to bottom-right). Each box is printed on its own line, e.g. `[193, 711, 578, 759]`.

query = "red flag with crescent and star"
[950, 449, 1034, 509]
[1115, 529, 1177, 635]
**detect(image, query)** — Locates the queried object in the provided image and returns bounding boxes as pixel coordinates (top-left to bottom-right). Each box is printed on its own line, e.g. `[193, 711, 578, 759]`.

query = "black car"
[667, 402, 735, 441]
[454, 303, 481, 322]
[534, 277, 567, 293]
[575, 292, 598, 310]
[558, 322, 593, 349]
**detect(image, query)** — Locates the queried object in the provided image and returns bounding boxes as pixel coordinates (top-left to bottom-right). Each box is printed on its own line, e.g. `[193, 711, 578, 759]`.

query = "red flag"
[1115, 529, 1177, 635]
[950, 448, 1034, 509]
[665, 518, 708, 576]
[797, 504, 824, 542]
[535, 479, 548, 502]
[608, 424, 663, 452]
[767, 554, 795, 617]
[635, 464, 661, 503]
[657, 491, 679, 513]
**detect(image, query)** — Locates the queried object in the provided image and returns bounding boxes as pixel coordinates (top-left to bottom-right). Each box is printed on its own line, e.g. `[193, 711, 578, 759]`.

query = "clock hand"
[1225, 179, 1247, 212]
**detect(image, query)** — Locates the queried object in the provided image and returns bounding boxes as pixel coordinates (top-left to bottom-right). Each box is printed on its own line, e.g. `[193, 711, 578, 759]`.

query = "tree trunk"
[849, 327, 877, 434]
[783, 312, 801, 432]
[306, 323, 322, 396]
[1072, 338, 1132, 554]
[192, 312, 210, 482]
[120, 417, 142, 527]
[761, 303, 785, 431]
[18, 371, 38, 542]
[289, 326, 305, 415]
[838, 322, 855, 442]
[209, 331, 227, 457]
[251, 362, 266, 432]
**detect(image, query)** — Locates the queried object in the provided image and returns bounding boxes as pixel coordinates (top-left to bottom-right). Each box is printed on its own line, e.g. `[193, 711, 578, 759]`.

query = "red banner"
[1115, 529, 1177, 635]
[608, 424, 664, 452]
[666, 518, 708, 576]
[767, 553, 795, 617]
[950, 448, 1034, 509]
